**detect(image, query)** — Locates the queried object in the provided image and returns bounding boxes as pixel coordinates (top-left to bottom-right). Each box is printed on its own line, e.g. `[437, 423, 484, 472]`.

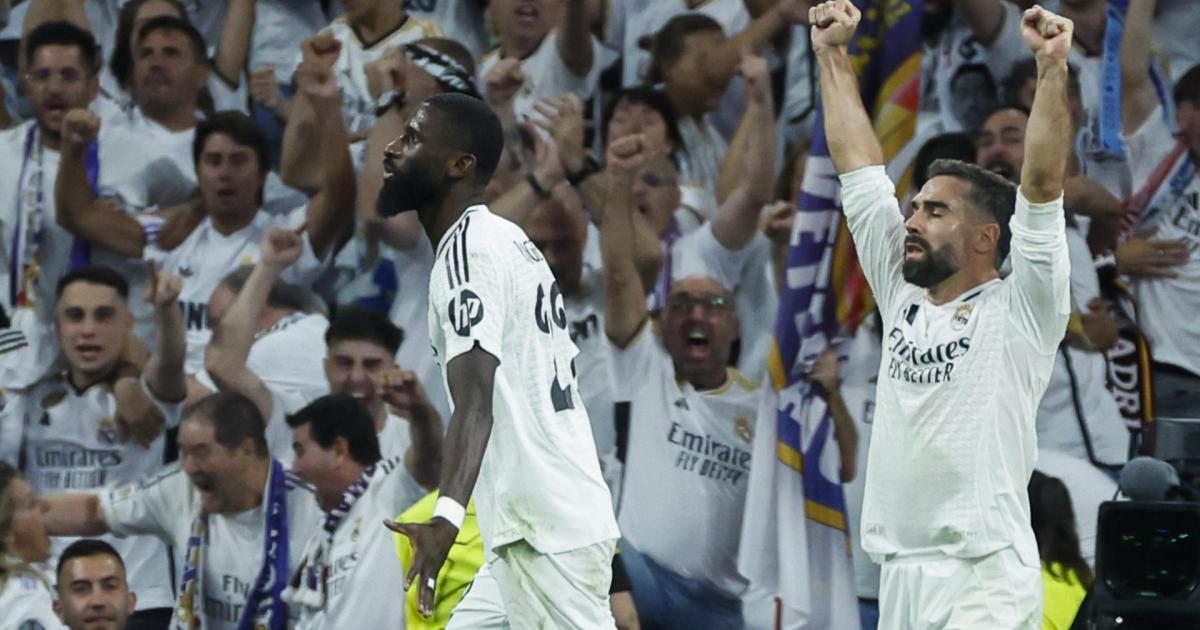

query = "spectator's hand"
[526, 119, 566, 189]
[777, 0, 814, 25]
[295, 59, 340, 111]
[61, 108, 100, 151]
[738, 48, 771, 106]
[143, 261, 183, 309]
[381, 367, 431, 421]
[113, 377, 164, 448]
[808, 0, 860, 51]
[607, 134, 649, 175]
[364, 46, 407, 99]
[1021, 5, 1073, 60]
[385, 517, 457, 618]
[249, 66, 285, 114]
[1115, 227, 1189, 278]
[760, 201, 796, 245]
[260, 227, 305, 271]
[483, 58, 526, 111]
[301, 32, 341, 71]
[531, 94, 586, 176]
[1080, 298, 1119, 353]
[806, 347, 840, 393]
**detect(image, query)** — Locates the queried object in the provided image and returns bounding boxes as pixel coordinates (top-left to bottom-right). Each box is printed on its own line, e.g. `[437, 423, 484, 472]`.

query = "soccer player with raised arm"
[809, 1, 1073, 627]
[378, 93, 620, 628]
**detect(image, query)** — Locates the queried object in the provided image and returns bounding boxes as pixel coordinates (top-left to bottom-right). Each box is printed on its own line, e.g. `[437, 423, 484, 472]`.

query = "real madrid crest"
[952, 303, 973, 330]
[98, 416, 119, 445]
[734, 416, 754, 445]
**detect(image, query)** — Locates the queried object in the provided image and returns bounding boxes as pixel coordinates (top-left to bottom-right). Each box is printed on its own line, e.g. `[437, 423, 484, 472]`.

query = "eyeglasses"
[665, 293, 731, 314]
[25, 68, 86, 87]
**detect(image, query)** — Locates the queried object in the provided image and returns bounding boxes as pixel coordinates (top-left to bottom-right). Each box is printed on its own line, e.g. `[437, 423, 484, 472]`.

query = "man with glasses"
[600, 132, 760, 628]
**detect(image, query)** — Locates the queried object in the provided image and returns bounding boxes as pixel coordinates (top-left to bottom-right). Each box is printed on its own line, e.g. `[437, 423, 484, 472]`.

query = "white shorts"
[447, 539, 617, 630]
[878, 548, 1042, 630]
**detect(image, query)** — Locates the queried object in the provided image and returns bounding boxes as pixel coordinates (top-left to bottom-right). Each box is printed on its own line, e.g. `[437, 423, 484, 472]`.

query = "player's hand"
[809, 0, 860, 52]
[301, 32, 341, 70]
[61, 108, 100, 151]
[531, 94, 587, 176]
[483, 58, 526, 111]
[143, 261, 183, 308]
[381, 367, 432, 420]
[806, 347, 840, 393]
[1079, 298, 1119, 353]
[249, 66, 286, 114]
[385, 517, 458, 618]
[1021, 5, 1073, 60]
[260, 227, 305, 271]
[606, 134, 649, 175]
[1115, 226, 1189, 278]
[760, 200, 797, 245]
[738, 48, 772, 106]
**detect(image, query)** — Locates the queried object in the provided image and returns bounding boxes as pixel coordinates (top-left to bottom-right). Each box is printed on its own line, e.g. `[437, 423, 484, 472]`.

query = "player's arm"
[1120, 0, 1158, 136]
[711, 51, 776, 250]
[811, 0, 881, 174]
[55, 110, 148, 259]
[602, 136, 653, 348]
[205, 230, 304, 422]
[295, 57, 356, 259]
[556, 0, 594, 77]
[43, 494, 110, 536]
[211, 0, 256, 89]
[1009, 6, 1073, 351]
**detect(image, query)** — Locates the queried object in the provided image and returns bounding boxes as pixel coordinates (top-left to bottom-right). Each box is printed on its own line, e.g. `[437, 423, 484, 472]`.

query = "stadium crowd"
[0, 0, 1196, 628]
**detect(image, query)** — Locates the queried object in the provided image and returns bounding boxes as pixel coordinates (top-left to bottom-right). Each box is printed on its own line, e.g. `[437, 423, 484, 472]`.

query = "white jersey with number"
[842, 166, 1070, 567]
[294, 455, 419, 629]
[612, 321, 758, 598]
[101, 462, 322, 630]
[11, 374, 177, 611]
[426, 205, 618, 555]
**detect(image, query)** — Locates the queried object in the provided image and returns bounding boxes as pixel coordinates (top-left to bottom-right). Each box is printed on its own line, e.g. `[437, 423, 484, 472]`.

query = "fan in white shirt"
[52, 539, 139, 630]
[4, 265, 186, 619]
[282, 394, 428, 629]
[378, 94, 618, 628]
[205, 233, 442, 497]
[812, 2, 1074, 628]
[0, 462, 67, 630]
[42, 392, 323, 630]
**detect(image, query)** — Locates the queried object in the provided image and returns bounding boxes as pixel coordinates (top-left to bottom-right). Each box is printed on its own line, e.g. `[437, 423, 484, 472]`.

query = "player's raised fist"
[1021, 5, 1073, 60]
[809, 0, 860, 51]
[260, 228, 304, 270]
[61, 108, 100, 150]
[607, 133, 648, 173]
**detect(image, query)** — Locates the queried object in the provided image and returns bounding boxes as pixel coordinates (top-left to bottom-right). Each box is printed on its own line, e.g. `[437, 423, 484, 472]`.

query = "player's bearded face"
[378, 155, 443, 216]
[902, 235, 959, 287]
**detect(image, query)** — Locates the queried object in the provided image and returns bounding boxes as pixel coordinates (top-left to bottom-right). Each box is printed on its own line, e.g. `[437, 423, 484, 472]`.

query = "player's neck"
[67, 363, 117, 392]
[421, 190, 484, 249]
[926, 268, 1000, 306]
[355, 4, 405, 44]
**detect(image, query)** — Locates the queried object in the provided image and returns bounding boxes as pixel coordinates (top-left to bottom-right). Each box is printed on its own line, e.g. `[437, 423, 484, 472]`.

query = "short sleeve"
[608, 320, 667, 399]
[435, 237, 508, 365]
[101, 463, 190, 541]
[138, 213, 168, 263]
[672, 222, 760, 290]
[141, 374, 184, 430]
[0, 389, 29, 465]
[1122, 103, 1177, 189]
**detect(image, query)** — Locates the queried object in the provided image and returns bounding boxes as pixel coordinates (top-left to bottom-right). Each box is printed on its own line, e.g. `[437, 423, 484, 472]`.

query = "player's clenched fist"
[808, 0, 861, 51]
[61, 108, 100, 151]
[1021, 4, 1073, 60]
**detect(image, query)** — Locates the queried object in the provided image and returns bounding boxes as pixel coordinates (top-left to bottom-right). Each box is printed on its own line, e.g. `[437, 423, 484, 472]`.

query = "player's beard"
[377, 163, 442, 217]
[903, 238, 958, 288]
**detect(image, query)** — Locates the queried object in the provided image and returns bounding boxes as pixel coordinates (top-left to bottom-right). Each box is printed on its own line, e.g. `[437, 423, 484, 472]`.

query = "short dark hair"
[183, 392, 269, 457]
[219, 266, 324, 315]
[110, 0, 188, 88]
[194, 111, 271, 174]
[925, 158, 1016, 266]
[1175, 64, 1200, 108]
[422, 93, 504, 185]
[645, 13, 723, 84]
[604, 87, 685, 154]
[24, 21, 99, 73]
[286, 394, 381, 467]
[57, 266, 129, 300]
[913, 133, 977, 189]
[325, 307, 404, 355]
[136, 15, 206, 64]
[56, 539, 126, 584]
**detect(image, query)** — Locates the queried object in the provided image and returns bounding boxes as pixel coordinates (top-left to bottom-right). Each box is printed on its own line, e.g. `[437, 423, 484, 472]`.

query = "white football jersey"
[404, 0, 489, 58]
[101, 462, 322, 630]
[426, 205, 619, 554]
[0, 568, 66, 630]
[377, 413, 428, 512]
[842, 166, 1069, 567]
[293, 455, 420, 629]
[12, 374, 176, 610]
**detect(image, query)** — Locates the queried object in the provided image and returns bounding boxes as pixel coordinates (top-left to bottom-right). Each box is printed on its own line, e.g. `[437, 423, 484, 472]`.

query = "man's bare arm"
[44, 494, 108, 536]
[1020, 7, 1073, 202]
[601, 136, 653, 348]
[1119, 0, 1158, 135]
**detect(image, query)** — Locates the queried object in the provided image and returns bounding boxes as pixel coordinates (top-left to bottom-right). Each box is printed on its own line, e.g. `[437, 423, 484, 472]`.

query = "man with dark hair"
[378, 93, 619, 627]
[205, 231, 442, 483]
[0, 264, 185, 626]
[41, 391, 322, 630]
[54, 539, 136, 630]
[811, 1, 1073, 627]
[282, 394, 427, 628]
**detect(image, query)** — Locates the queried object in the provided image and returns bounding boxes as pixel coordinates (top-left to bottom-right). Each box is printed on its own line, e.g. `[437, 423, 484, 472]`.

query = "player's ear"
[448, 152, 477, 181]
[974, 222, 1000, 256]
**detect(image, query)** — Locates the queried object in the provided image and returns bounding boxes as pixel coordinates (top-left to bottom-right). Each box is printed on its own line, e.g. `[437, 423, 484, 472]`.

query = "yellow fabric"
[1041, 562, 1087, 630]
[393, 492, 485, 629]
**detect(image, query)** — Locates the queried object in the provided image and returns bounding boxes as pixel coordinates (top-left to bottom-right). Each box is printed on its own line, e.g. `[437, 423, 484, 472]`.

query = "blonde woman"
[0, 461, 64, 630]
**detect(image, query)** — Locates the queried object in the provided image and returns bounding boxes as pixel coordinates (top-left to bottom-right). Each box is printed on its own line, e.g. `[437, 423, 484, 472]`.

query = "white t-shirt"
[842, 166, 1069, 567]
[608, 0, 749, 89]
[612, 321, 758, 598]
[477, 31, 607, 124]
[676, 116, 727, 219]
[1035, 447, 1118, 568]
[319, 14, 443, 135]
[0, 567, 66, 630]
[293, 455, 421, 629]
[196, 312, 331, 403]
[11, 373, 177, 610]
[1122, 105, 1200, 377]
[143, 209, 326, 374]
[387, 240, 451, 421]
[250, 0, 329, 82]
[101, 462, 322, 630]
[426, 205, 619, 554]
[374, 414, 425, 512]
[404, 0, 489, 58]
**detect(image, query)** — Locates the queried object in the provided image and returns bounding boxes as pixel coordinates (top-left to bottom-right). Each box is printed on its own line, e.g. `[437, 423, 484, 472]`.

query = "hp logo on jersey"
[449, 289, 485, 336]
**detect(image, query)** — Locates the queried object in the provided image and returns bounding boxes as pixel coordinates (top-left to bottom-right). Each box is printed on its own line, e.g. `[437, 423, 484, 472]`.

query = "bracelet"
[527, 172, 551, 199]
[432, 496, 465, 530]
[566, 155, 602, 187]
[374, 89, 408, 117]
